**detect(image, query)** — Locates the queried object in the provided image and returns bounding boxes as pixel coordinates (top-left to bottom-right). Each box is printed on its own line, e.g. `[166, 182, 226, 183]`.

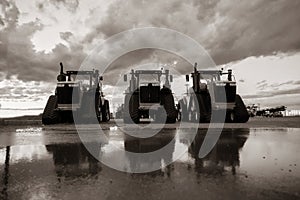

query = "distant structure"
[247, 105, 286, 117]
[283, 110, 300, 117]
[246, 104, 259, 117]
[256, 106, 286, 117]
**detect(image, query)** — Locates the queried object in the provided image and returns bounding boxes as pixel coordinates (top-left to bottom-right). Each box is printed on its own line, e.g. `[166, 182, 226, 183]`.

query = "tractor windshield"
[200, 72, 235, 83]
[72, 74, 94, 91]
[138, 74, 160, 85]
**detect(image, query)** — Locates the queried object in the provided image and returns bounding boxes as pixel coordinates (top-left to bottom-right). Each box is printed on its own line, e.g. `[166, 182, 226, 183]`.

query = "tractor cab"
[124, 69, 173, 110]
[42, 62, 110, 125]
[185, 63, 237, 110]
[181, 63, 249, 123]
[123, 68, 177, 123]
[198, 68, 237, 110]
[55, 63, 103, 111]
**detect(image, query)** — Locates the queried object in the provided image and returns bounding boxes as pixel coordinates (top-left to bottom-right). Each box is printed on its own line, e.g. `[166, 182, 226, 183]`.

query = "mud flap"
[42, 95, 60, 125]
[162, 94, 177, 124]
[123, 93, 140, 124]
[233, 94, 249, 123]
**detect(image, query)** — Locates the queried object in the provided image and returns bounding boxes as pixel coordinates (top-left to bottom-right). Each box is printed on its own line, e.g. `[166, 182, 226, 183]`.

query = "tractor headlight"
[215, 83, 226, 86]
[68, 83, 79, 87]
[57, 83, 65, 87]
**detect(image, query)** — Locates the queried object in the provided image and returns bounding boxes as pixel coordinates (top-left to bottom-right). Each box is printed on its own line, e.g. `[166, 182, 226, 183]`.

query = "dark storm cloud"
[1, 0, 300, 84]
[103, 49, 190, 85]
[84, 0, 300, 65]
[0, 1, 86, 82]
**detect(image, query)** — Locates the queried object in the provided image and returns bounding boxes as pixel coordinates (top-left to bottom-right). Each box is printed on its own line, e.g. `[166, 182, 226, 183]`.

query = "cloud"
[293, 80, 300, 85]
[0, 75, 55, 103]
[0, 0, 19, 30]
[102, 49, 192, 85]
[1, 0, 300, 83]
[255, 80, 300, 91]
[60, 31, 73, 41]
[0, 1, 86, 82]
[49, 0, 79, 12]
[256, 80, 267, 85]
[83, 0, 300, 65]
[1, 0, 300, 110]
[243, 86, 300, 99]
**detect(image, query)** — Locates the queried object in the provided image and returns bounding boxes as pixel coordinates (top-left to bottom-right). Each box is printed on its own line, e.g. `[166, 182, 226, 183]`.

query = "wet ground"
[1, 119, 300, 200]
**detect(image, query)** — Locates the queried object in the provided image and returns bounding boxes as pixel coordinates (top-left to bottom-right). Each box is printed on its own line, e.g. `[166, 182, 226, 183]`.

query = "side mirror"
[99, 76, 103, 81]
[124, 74, 127, 82]
[170, 75, 173, 82]
[185, 74, 189, 82]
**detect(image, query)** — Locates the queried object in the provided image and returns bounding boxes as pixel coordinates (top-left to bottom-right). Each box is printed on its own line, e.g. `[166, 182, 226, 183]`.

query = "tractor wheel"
[196, 92, 211, 123]
[42, 95, 59, 125]
[162, 94, 177, 124]
[123, 94, 140, 124]
[233, 94, 249, 123]
[102, 100, 110, 122]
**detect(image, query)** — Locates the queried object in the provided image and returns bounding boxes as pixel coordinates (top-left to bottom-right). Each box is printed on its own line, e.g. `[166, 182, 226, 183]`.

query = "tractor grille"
[214, 84, 236, 103]
[140, 85, 160, 103]
[57, 86, 80, 104]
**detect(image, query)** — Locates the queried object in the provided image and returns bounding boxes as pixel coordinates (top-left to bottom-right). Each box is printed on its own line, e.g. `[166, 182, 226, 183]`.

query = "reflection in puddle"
[46, 143, 102, 178]
[1, 128, 300, 199]
[1, 147, 10, 200]
[16, 127, 43, 135]
[188, 128, 249, 176]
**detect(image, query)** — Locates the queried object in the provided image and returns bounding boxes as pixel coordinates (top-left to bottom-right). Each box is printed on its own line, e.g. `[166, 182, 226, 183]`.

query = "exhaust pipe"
[57, 62, 66, 81]
[60, 62, 64, 74]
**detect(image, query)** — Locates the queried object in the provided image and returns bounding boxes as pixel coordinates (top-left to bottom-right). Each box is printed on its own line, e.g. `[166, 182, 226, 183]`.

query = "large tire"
[123, 93, 140, 124]
[188, 92, 211, 123]
[233, 94, 249, 123]
[42, 95, 59, 125]
[102, 100, 110, 122]
[162, 94, 177, 124]
[196, 92, 211, 123]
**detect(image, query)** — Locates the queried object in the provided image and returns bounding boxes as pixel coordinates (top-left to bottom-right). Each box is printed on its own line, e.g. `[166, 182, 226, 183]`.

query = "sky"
[0, 0, 300, 113]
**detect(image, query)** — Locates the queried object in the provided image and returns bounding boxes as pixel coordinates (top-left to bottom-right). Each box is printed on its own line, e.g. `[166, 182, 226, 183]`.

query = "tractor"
[178, 63, 249, 123]
[42, 62, 110, 124]
[123, 68, 177, 124]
